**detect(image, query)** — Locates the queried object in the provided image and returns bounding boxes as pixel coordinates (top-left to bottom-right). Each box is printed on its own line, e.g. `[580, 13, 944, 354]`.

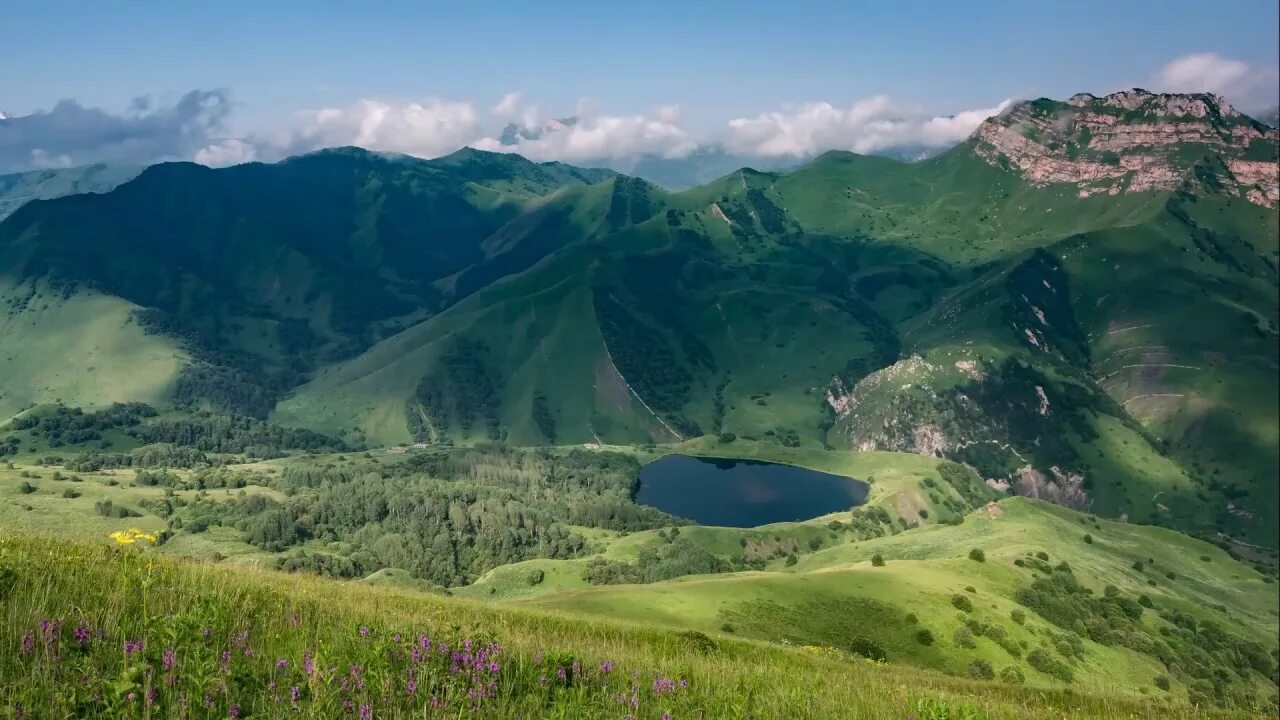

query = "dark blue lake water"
[636, 454, 868, 527]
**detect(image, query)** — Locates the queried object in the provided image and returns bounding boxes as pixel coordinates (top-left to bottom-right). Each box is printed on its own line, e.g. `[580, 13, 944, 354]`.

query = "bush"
[1132, 560, 1144, 572]
[717, 432, 736, 443]
[968, 548, 985, 562]
[527, 569, 545, 586]
[1036, 551, 1049, 561]
[719, 623, 734, 633]
[17, 482, 36, 494]
[1199, 555, 1210, 562]
[1010, 609, 1026, 624]
[968, 659, 995, 680]
[999, 665, 1026, 684]
[1082, 534, 1093, 544]
[905, 613, 918, 625]
[870, 553, 885, 567]
[914, 629, 935, 646]
[1137, 594, 1153, 608]
[848, 637, 886, 661]
[954, 627, 976, 648]
[1154, 675, 1171, 691]
[1027, 648, 1074, 683]
[61, 488, 81, 499]
[964, 586, 976, 594]
[951, 594, 974, 613]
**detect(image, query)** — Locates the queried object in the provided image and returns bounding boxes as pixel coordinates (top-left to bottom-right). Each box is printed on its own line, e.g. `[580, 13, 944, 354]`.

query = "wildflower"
[653, 676, 677, 694]
[392, 634, 401, 643]
[228, 703, 241, 718]
[275, 658, 289, 669]
[73, 623, 91, 646]
[406, 678, 417, 696]
[126, 692, 136, 703]
[20, 632, 34, 655]
[146, 688, 157, 707]
[290, 686, 301, 705]
[163, 648, 177, 671]
[358, 626, 370, 639]
[663, 715, 672, 720]
[418, 635, 431, 650]
[360, 703, 373, 720]
[303, 651, 315, 676]
[599, 660, 615, 674]
[123, 639, 144, 659]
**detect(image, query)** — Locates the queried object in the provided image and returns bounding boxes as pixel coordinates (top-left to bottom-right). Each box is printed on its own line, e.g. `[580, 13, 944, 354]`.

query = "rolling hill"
[1, 88, 1277, 554]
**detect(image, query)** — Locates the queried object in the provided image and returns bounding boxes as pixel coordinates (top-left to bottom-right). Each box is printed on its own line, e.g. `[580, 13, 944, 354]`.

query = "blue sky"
[1, 0, 1277, 171]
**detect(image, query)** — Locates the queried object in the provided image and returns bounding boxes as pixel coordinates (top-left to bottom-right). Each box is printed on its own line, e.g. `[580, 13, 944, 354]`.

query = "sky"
[1, 0, 1277, 172]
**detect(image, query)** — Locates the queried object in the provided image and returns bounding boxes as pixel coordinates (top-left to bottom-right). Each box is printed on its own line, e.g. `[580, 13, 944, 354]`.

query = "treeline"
[409, 339, 504, 441]
[133, 412, 344, 454]
[170, 447, 674, 587]
[6, 403, 156, 447]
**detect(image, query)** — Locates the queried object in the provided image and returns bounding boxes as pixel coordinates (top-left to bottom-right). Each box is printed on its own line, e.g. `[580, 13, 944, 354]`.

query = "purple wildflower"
[73, 623, 91, 646]
[303, 651, 315, 675]
[145, 688, 157, 707]
[228, 703, 241, 719]
[359, 703, 373, 720]
[599, 660, 615, 674]
[358, 626, 370, 639]
[20, 632, 34, 655]
[275, 658, 289, 669]
[123, 639, 143, 659]
[163, 648, 177, 671]
[418, 635, 431, 650]
[126, 692, 136, 703]
[406, 678, 417, 696]
[653, 676, 678, 694]
[290, 686, 301, 705]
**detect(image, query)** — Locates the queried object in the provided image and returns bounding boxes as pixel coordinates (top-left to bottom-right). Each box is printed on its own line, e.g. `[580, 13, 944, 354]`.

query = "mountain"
[0, 89, 1276, 549]
[0, 163, 140, 220]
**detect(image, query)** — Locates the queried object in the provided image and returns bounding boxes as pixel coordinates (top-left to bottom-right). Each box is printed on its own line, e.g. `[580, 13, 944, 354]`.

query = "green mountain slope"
[0, 89, 1276, 551]
[0, 163, 140, 221]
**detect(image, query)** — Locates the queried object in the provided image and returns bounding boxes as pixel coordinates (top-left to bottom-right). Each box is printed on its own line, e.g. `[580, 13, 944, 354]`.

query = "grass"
[0, 532, 1262, 720]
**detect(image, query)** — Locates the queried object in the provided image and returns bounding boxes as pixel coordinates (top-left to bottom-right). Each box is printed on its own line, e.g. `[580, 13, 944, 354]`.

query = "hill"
[0, 88, 1276, 554]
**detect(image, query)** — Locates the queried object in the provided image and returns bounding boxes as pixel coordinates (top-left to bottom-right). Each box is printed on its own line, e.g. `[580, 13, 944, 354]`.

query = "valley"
[1, 88, 1277, 718]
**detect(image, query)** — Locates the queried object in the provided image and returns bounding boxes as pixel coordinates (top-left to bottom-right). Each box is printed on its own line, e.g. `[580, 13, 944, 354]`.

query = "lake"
[635, 454, 868, 527]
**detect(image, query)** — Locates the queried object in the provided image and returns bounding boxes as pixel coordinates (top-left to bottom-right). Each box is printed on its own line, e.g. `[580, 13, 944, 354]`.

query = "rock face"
[973, 88, 1279, 206]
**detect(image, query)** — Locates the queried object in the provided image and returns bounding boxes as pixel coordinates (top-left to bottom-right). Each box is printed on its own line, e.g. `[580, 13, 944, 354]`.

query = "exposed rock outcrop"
[973, 88, 1279, 207]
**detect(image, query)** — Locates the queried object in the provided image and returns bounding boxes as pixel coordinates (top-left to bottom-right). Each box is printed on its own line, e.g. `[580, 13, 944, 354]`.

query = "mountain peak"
[972, 88, 1278, 205]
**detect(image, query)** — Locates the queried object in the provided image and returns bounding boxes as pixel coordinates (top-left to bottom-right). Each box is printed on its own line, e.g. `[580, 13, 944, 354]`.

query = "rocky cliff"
[972, 88, 1279, 206]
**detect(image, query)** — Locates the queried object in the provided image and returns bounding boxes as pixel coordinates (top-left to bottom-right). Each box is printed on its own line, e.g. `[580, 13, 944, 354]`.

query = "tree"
[968, 548, 985, 562]
[871, 553, 885, 567]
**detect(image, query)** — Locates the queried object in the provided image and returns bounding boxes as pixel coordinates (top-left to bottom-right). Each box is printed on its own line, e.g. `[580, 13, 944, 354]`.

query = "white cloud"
[1155, 53, 1279, 111]
[474, 101, 697, 162]
[279, 98, 481, 159]
[491, 92, 522, 118]
[723, 96, 1010, 157]
[195, 138, 258, 167]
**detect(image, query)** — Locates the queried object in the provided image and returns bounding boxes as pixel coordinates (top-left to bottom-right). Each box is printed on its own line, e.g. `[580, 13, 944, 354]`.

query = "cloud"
[723, 97, 1011, 157]
[0, 90, 232, 173]
[491, 92, 523, 118]
[474, 100, 697, 162]
[1155, 53, 1279, 111]
[275, 98, 481, 159]
[194, 138, 258, 167]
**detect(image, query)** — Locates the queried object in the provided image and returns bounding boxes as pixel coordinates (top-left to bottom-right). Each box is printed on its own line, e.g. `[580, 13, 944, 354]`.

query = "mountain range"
[1, 87, 1277, 548]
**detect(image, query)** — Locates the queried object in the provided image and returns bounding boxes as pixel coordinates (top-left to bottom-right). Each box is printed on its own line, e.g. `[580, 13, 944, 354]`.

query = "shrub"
[1010, 609, 1026, 624]
[17, 482, 36, 494]
[968, 548, 985, 562]
[953, 627, 976, 649]
[1132, 560, 1144, 572]
[999, 665, 1026, 684]
[1036, 551, 1049, 561]
[848, 636, 886, 661]
[1082, 534, 1093, 544]
[785, 554, 798, 567]
[1154, 675, 1171, 691]
[871, 553, 885, 567]
[964, 586, 976, 594]
[1199, 555, 1211, 562]
[968, 659, 995, 680]
[905, 613, 918, 625]
[1137, 594, 1153, 608]
[1013, 558, 1025, 567]
[1027, 648, 1074, 683]
[719, 622, 734, 633]
[951, 594, 974, 613]
[527, 569, 545, 586]
[914, 629, 935, 646]
[61, 488, 81, 499]
[717, 432, 736, 443]
[918, 509, 929, 519]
